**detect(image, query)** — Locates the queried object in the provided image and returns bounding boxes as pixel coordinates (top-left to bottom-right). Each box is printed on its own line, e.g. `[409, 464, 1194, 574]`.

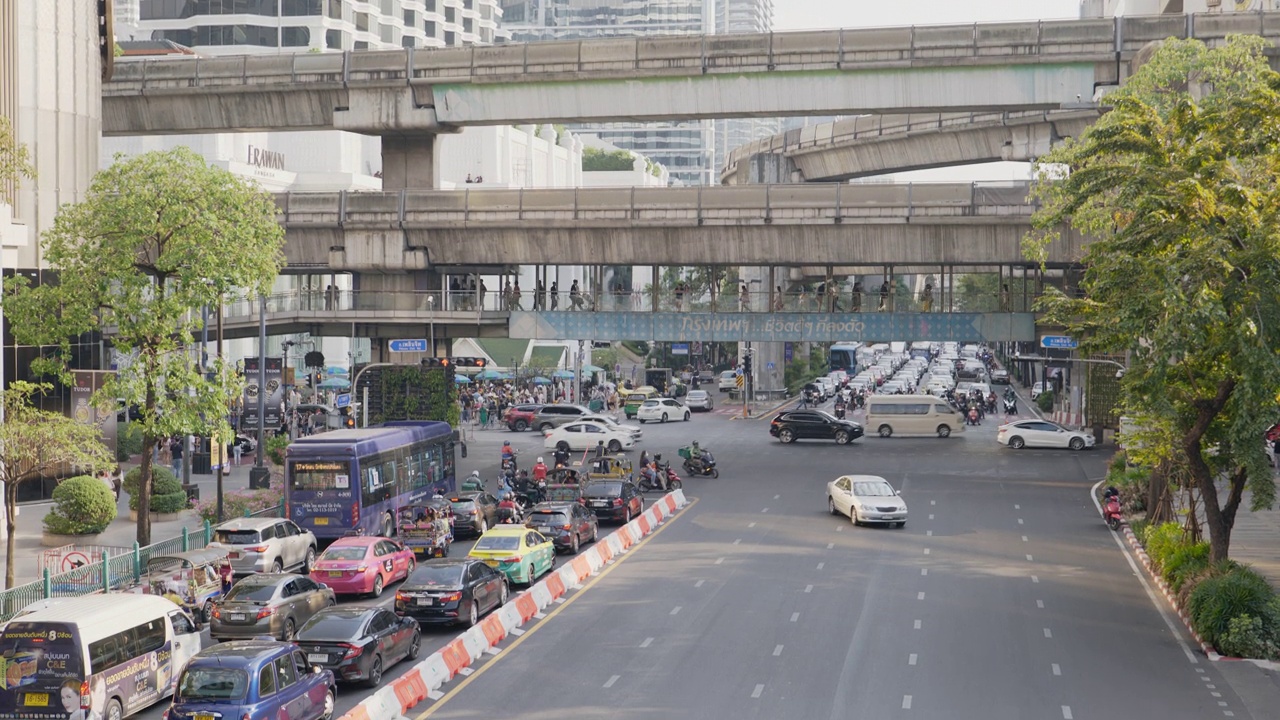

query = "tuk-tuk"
[143, 548, 229, 623]
[397, 504, 452, 558]
[548, 467, 586, 487]
[588, 455, 633, 482]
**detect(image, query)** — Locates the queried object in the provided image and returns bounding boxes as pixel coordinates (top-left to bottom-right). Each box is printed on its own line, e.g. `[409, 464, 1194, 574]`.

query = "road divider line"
[733, 539, 742, 545]
[926, 530, 933, 537]
[928, 514, 934, 520]
[604, 675, 620, 688]
[1032, 575, 1039, 583]
[827, 543, 834, 549]
[804, 584, 813, 593]
[921, 568, 928, 576]
[670, 606, 681, 615]
[748, 522, 756, 528]
[923, 549, 930, 555]
[1037, 600, 1045, 609]
[773, 645, 783, 657]
[1022, 535, 1029, 542]
[1052, 663, 1061, 676]
[1062, 706, 1073, 719]
[695, 579, 705, 588]
[761, 508, 769, 513]
[1044, 628, 1053, 638]
[1018, 518, 1024, 525]
[914, 620, 921, 629]
[751, 684, 765, 699]
[715, 557, 725, 565]
[917, 592, 925, 600]
[1015, 504, 1021, 510]
[903, 695, 913, 710]
[908, 654, 918, 666]
[790, 612, 800, 622]
[1026, 554, 1034, 562]
[640, 637, 653, 648]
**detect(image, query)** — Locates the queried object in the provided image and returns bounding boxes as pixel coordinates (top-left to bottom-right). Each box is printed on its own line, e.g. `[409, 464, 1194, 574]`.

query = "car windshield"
[225, 581, 278, 602]
[473, 535, 521, 551]
[853, 482, 896, 497]
[406, 565, 466, 587]
[320, 547, 366, 561]
[177, 667, 249, 701]
[529, 511, 567, 525]
[584, 483, 621, 496]
[450, 500, 476, 512]
[298, 612, 365, 641]
[213, 529, 260, 544]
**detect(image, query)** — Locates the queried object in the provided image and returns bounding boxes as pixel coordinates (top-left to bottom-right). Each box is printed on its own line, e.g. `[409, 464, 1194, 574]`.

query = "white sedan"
[543, 421, 636, 453]
[826, 475, 908, 528]
[580, 413, 643, 440]
[636, 398, 691, 423]
[997, 419, 1096, 451]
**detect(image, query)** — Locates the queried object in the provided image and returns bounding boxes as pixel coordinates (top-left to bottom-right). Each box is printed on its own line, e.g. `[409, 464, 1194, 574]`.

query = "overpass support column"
[381, 134, 439, 190]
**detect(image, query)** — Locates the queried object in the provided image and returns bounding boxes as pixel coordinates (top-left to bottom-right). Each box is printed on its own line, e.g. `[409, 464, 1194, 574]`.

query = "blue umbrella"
[531, 376, 552, 386]
[324, 366, 349, 376]
[476, 368, 505, 380]
[316, 377, 350, 390]
[454, 375, 472, 384]
[582, 364, 605, 373]
[552, 369, 575, 379]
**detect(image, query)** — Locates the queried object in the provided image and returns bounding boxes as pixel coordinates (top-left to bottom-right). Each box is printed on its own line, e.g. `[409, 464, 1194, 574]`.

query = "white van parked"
[0, 594, 203, 720]
[865, 394, 965, 438]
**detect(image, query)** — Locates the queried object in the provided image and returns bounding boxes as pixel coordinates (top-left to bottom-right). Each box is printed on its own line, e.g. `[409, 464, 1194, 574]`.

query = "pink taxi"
[308, 536, 415, 598]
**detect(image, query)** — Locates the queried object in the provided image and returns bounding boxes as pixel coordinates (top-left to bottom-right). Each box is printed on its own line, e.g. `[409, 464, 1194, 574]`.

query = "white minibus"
[865, 395, 965, 438]
[0, 594, 202, 720]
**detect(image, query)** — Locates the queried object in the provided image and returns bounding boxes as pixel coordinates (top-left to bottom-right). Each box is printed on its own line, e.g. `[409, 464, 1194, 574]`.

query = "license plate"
[313, 517, 329, 526]
[593, 501, 609, 507]
[416, 598, 429, 606]
[537, 526, 550, 533]
[306, 654, 327, 664]
[194, 713, 216, 720]
[23, 694, 48, 707]
[327, 571, 343, 578]
[484, 560, 499, 568]
[228, 552, 240, 559]
[228, 613, 246, 621]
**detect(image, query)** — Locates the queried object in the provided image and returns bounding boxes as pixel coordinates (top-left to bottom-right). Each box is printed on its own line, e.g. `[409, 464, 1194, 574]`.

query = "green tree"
[1, 382, 113, 588]
[1024, 36, 1280, 563]
[4, 148, 285, 545]
[0, 116, 34, 189]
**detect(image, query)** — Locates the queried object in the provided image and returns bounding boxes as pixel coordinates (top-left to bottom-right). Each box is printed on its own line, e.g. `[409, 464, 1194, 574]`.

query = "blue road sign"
[335, 393, 351, 409]
[1040, 335, 1078, 349]
[766, 361, 776, 371]
[388, 339, 428, 353]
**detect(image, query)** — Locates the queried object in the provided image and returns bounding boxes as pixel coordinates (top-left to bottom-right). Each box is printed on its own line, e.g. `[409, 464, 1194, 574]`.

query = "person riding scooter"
[497, 491, 522, 524]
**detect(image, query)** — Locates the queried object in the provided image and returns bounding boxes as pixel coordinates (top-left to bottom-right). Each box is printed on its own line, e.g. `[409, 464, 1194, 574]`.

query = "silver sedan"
[685, 390, 714, 411]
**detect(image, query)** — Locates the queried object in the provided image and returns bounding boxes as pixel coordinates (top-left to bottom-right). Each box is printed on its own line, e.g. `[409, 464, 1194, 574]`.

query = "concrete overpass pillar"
[381, 134, 438, 190]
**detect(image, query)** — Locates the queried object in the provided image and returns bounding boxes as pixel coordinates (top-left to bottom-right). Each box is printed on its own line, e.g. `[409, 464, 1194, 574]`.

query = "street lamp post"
[427, 295, 435, 357]
[248, 295, 271, 490]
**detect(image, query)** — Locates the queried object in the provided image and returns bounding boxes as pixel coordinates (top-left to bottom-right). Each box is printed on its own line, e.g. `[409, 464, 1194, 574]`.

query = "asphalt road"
[135, 392, 1261, 720]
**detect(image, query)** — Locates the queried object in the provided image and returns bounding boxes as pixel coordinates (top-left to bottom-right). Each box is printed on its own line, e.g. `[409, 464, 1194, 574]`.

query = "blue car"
[168, 641, 336, 720]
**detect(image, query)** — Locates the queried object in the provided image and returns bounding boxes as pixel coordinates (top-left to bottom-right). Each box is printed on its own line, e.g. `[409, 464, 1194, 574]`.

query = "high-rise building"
[126, 0, 509, 52]
[501, 0, 720, 185]
[714, 0, 778, 179]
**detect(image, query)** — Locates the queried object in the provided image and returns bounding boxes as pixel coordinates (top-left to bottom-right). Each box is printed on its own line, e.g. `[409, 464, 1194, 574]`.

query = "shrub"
[1108, 450, 1128, 476]
[1164, 542, 1211, 593]
[1187, 567, 1277, 649]
[1143, 522, 1186, 573]
[116, 423, 143, 462]
[123, 466, 187, 512]
[1035, 390, 1055, 413]
[266, 434, 290, 467]
[43, 476, 116, 535]
[1217, 614, 1279, 660]
[1109, 466, 1149, 514]
[195, 488, 283, 525]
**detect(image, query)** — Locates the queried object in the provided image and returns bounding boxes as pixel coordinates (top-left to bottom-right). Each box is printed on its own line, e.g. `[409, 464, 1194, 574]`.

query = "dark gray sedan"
[210, 573, 335, 642]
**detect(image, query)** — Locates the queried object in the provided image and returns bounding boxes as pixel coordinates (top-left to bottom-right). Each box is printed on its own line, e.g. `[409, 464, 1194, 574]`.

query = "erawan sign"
[246, 145, 286, 170]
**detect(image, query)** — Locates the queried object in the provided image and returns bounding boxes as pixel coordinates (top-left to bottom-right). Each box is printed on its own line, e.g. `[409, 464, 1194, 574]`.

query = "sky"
[773, 0, 1084, 182]
[774, 0, 1085, 32]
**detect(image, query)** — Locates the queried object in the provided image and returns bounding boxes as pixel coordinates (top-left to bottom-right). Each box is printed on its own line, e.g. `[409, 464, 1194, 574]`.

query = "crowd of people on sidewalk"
[459, 377, 620, 428]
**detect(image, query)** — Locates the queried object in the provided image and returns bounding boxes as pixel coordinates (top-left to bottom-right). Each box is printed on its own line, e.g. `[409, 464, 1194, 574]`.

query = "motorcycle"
[682, 450, 719, 479]
[834, 402, 847, 420]
[1003, 398, 1017, 415]
[638, 463, 684, 493]
[966, 408, 981, 426]
[1102, 487, 1123, 530]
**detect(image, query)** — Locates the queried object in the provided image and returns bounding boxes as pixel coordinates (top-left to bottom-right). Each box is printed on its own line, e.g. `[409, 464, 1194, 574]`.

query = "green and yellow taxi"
[466, 526, 556, 586]
[622, 386, 659, 419]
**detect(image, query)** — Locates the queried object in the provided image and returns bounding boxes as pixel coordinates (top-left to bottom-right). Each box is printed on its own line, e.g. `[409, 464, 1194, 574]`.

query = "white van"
[0, 594, 203, 720]
[865, 394, 965, 438]
[719, 370, 738, 392]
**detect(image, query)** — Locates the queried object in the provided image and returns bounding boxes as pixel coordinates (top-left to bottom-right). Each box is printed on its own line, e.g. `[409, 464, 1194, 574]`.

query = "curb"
[336, 489, 692, 720]
[1119, 522, 1220, 659]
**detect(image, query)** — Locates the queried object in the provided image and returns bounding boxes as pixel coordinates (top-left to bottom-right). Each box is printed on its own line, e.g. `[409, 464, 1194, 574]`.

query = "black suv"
[448, 492, 500, 537]
[769, 410, 864, 445]
[582, 481, 644, 523]
[525, 502, 598, 555]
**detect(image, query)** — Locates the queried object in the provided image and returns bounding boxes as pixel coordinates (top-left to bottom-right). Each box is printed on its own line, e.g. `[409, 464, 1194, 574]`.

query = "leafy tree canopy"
[4, 147, 286, 544]
[1025, 36, 1280, 561]
[0, 116, 34, 189]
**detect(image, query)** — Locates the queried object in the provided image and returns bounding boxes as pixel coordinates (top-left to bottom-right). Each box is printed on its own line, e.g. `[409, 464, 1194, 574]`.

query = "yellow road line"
[414, 496, 699, 719]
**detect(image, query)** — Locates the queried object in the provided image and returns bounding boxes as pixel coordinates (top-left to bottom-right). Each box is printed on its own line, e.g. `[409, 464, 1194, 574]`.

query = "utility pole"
[216, 297, 225, 523]
[248, 295, 271, 490]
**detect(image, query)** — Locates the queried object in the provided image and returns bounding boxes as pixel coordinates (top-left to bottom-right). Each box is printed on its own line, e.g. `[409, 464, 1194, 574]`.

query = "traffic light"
[743, 355, 753, 374]
[421, 357, 452, 368]
[450, 357, 487, 368]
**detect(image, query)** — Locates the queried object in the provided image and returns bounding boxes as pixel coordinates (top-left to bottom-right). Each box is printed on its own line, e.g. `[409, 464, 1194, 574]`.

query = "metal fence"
[0, 521, 215, 622]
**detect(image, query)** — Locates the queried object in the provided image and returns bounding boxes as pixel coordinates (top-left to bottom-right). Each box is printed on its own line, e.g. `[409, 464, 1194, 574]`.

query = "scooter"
[834, 402, 847, 420]
[1003, 398, 1017, 415]
[683, 450, 720, 479]
[638, 463, 684, 493]
[966, 408, 981, 426]
[1102, 487, 1123, 530]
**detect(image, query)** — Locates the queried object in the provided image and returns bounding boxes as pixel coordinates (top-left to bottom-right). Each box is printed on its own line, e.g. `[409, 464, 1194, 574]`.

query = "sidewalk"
[1226, 490, 1280, 590]
[3, 461, 260, 588]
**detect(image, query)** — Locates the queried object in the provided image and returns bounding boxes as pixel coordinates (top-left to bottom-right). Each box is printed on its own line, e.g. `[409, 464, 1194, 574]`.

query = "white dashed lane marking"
[1044, 628, 1053, 638]
[751, 684, 764, 699]
[640, 637, 653, 648]
[1052, 664, 1061, 676]
[903, 696, 913, 710]
[604, 675, 620, 688]
[790, 612, 800, 622]
[908, 654, 918, 666]
[804, 584, 813, 593]
[773, 645, 783, 657]
[914, 620, 921, 629]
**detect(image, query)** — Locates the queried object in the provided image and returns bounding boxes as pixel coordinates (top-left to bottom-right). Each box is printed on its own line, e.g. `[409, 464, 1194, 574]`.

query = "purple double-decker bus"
[285, 421, 457, 541]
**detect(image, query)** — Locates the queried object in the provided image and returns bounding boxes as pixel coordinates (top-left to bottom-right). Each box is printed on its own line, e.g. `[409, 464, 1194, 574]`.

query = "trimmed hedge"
[44, 476, 116, 535]
[123, 466, 188, 513]
[194, 488, 283, 525]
